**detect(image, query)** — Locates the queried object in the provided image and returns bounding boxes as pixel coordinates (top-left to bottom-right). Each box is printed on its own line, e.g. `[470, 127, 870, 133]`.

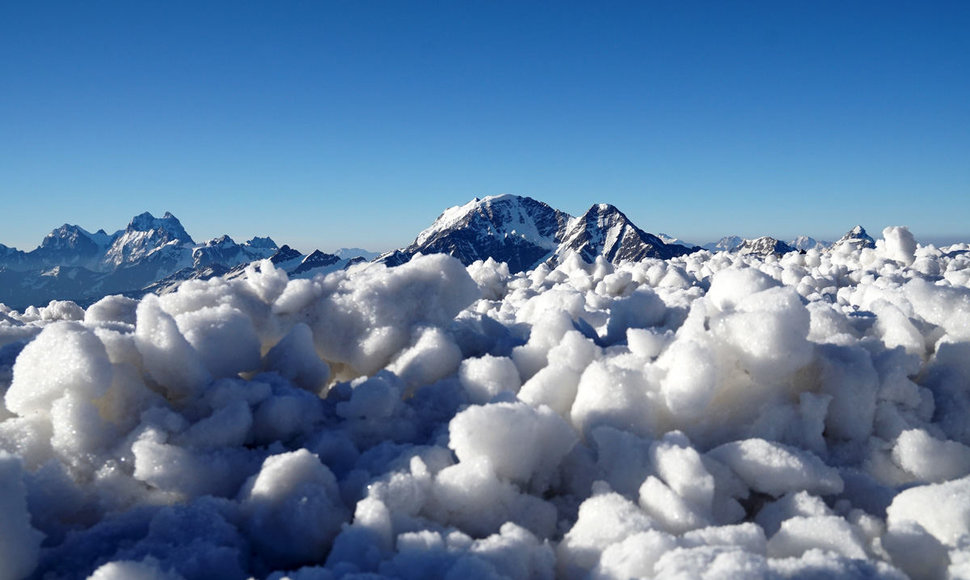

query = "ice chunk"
[88, 557, 186, 580]
[458, 355, 522, 404]
[240, 449, 349, 568]
[766, 515, 868, 560]
[711, 286, 812, 384]
[707, 439, 843, 497]
[175, 304, 261, 379]
[892, 428, 970, 483]
[40, 299, 85, 322]
[706, 268, 779, 312]
[881, 226, 917, 266]
[85, 295, 139, 326]
[638, 475, 708, 534]
[754, 491, 833, 537]
[650, 432, 716, 518]
[263, 323, 331, 392]
[429, 456, 558, 539]
[557, 487, 657, 579]
[335, 371, 403, 421]
[0, 452, 44, 580]
[387, 326, 463, 390]
[652, 545, 769, 579]
[135, 295, 211, 402]
[657, 337, 717, 419]
[881, 520, 950, 580]
[6, 321, 112, 416]
[591, 530, 677, 580]
[571, 359, 662, 439]
[448, 402, 577, 492]
[886, 475, 970, 547]
[816, 343, 878, 443]
[681, 522, 766, 555]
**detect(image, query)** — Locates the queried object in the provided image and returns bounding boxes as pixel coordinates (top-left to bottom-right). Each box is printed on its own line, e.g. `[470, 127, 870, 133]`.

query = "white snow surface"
[1, 228, 970, 579]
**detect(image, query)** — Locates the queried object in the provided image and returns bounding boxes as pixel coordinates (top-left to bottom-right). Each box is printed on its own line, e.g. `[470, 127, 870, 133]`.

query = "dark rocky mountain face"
[558, 204, 696, 264]
[292, 250, 341, 275]
[3, 197, 871, 311]
[393, 195, 570, 274]
[835, 225, 876, 250]
[381, 195, 696, 273]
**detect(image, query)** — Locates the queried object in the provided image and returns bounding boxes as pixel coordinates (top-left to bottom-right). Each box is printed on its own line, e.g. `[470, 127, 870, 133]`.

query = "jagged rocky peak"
[205, 234, 237, 247]
[394, 194, 572, 273]
[270, 245, 303, 265]
[291, 249, 341, 276]
[834, 225, 876, 249]
[42, 224, 85, 246]
[126, 211, 194, 245]
[382, 194, 700, 272]
[246, 236, 278, 250]
[738, 236, 795, 257]
[417, 194, 569, 247]
[560, 203, 694, 263]
[301, 249, 340, 266]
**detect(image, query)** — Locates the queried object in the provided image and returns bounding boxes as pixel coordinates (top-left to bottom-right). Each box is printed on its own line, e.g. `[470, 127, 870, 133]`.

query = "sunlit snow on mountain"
[1, 201, 970, 579]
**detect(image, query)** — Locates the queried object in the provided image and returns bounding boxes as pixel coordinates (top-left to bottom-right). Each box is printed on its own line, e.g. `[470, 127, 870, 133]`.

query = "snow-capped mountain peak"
[702, 236, 746, 253]
[416, 195, 568, 249]
[398, 195, 571, 273]
[125, 211, 194, 245]
[737, 236, 795, 256]
[245, 236, 278, 251]
[834, 225, 876, 249]
[558, 203, 690, 264]
[657, 233, 693, 248]
[384, 195, 694, 272]
[101, 211, 197, 271]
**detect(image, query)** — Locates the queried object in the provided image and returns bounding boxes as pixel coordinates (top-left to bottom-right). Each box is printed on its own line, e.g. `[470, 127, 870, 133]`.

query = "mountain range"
[0, 212, 363, 310]
[378, 195, 697, 272]
[0, 195, 877, 310]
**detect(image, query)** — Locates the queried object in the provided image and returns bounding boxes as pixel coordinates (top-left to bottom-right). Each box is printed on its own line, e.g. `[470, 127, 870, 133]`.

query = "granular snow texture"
[1, 230, 970, 579]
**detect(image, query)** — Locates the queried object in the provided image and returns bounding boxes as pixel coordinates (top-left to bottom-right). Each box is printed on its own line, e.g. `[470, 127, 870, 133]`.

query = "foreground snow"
[1, 227, 969, 579]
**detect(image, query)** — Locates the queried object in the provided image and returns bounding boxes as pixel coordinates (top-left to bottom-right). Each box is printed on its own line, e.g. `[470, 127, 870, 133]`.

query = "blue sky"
[2, 1, 968, 252]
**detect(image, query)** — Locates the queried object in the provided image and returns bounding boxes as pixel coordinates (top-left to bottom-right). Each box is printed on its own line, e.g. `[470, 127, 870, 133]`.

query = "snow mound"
[0, 228, 968, 578]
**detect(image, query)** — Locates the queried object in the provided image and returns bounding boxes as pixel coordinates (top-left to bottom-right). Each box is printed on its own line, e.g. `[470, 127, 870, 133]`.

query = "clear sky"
[2, 1, 968, 252]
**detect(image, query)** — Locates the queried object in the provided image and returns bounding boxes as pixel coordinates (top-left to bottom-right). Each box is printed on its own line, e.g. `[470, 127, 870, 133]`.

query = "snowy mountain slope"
[383, 195, 571, 273]
[789, 235, 831, 251]
[102, 211, 195, 270]
[708, 226, 876, 257]
[737, 236, 796, 257]
[191, 235, 279, 269]
[702, 236, 746, 253]
[334, 247, 381, 261]
[658, 233, 693, 248]
[0, 213, 374, 309]
[291, 250, 341, 276]
[833, 225, 877, 250]
[558, 204, 696, 264]
[4, 226, 970, 578]
[381, 195, 695, 272]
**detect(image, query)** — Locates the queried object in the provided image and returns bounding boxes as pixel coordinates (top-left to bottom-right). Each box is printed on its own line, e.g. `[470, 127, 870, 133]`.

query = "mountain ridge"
[0, 201, 880, 310]
[379, 195, 698, 272]
[0, 212, 367, 310]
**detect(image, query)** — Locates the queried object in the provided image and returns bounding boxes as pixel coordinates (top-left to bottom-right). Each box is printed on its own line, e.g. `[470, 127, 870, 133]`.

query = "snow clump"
[0, 228, 970, 578]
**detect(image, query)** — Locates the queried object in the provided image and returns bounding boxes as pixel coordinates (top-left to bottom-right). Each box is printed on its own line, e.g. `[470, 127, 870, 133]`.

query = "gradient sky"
[2, 1, 968, 253]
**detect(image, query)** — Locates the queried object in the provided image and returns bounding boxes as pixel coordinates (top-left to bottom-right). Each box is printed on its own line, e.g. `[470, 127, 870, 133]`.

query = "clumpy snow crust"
[2, 226, 970, 579]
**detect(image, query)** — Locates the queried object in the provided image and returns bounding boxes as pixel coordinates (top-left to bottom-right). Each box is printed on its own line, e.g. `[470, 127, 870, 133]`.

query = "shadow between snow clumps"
[1, 226, 970, 579]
